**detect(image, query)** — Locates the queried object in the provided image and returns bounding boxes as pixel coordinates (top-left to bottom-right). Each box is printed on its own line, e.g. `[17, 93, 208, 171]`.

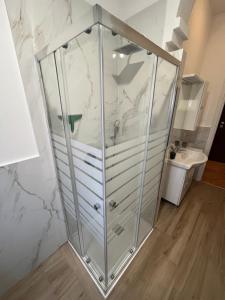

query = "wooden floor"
[202, 160, 225, 189]
[2, 182, 225, 300]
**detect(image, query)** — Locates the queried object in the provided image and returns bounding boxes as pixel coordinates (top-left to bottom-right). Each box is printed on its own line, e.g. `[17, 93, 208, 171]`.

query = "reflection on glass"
[40, 53, 81, 254]
[151, 58, 177, 132]
[58, 24, 106, 284]
[102, 26, 157, 279]
[61, 26, 101, 148]
[137, 59, 177, 245]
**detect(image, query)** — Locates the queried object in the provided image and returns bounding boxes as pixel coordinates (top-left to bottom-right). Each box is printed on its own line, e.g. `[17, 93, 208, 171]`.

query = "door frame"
[205, 85, 225, 157]
[197, 81, 225, 180]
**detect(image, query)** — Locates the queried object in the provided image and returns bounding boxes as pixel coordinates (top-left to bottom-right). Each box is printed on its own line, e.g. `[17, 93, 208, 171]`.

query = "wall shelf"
[182, 73, 204, 84]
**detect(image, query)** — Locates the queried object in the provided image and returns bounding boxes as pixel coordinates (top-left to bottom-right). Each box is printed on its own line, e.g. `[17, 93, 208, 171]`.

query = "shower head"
[113, 43, 142, 55]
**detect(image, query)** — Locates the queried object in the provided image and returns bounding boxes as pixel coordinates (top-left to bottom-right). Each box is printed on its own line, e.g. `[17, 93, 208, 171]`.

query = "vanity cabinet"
[174, 74, 206, 131]
[163, 164, 195, 206]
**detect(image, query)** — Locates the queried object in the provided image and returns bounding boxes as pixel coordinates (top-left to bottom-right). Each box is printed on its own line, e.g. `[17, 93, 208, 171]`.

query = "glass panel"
[151, 58, 178, 133]
[58, 24, 105, 285]
[40, 53, 81, 254]
[138, 58, 177, 245]
[102, 25, 157, 281]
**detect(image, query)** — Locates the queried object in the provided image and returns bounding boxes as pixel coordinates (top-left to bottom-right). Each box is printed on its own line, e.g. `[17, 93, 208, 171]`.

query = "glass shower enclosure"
[37, 5, 180, 296]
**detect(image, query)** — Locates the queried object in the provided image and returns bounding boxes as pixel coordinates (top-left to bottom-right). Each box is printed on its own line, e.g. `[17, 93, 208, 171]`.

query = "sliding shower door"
[55, 24, 107, 284]
[137, 58, 178, 245]
[101, 25, 157, 281]
[40, 53, 82, 255]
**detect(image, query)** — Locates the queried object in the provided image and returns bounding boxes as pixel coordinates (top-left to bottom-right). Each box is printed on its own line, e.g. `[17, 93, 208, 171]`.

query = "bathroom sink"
[168, 148, 208, 170]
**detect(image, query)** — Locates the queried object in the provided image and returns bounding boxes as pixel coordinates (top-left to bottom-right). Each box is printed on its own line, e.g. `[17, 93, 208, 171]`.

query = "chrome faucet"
[111, 120, 120, 145]
[175, 140, 187, 152]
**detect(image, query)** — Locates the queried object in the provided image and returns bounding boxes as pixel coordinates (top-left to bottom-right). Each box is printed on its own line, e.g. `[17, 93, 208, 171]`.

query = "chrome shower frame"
[36, 5, 180, 65]
[36, 4, 184, 298]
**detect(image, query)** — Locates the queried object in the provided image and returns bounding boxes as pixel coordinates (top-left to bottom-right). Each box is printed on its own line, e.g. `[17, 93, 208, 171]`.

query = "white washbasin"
[168, 148, 208, 170]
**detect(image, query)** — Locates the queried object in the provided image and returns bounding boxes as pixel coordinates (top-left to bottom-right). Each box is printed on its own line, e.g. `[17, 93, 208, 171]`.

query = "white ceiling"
[210, 0, 225, 15]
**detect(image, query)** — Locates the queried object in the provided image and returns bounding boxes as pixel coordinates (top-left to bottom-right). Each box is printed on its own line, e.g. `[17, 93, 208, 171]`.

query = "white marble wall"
[46, 23, 177, 147]
[0, 0, 91, 296]
[115, 47, 154, 142]
[56, 26, 156, 148]
[61, 25, 102, 147]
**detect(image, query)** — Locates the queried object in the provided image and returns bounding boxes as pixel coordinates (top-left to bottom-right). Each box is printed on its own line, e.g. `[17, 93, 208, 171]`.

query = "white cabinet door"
[162, 164, 186, 206]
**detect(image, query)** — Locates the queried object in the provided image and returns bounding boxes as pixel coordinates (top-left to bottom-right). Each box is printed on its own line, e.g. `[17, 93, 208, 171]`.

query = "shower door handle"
[93, 203, 101, 211]
[109, 200, 118, 209]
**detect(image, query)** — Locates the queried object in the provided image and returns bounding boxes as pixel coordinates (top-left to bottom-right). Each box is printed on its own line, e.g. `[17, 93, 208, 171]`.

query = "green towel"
[58, 114, 82, 132]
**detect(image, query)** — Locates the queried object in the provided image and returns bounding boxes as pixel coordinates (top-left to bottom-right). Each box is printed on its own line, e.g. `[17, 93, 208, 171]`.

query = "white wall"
[183, 0, 212, 74]
[127, 0, 167, 46]
[200, 12, 225, 127]
[85, 0, 123, 18]
[0, 0, 39, 167]
[174, 0, 225, 160]
[182, 0, 225, 128]
[119, 0, 159, 19]
[127, 0, 195, 52]
[85, 0, 158, 20]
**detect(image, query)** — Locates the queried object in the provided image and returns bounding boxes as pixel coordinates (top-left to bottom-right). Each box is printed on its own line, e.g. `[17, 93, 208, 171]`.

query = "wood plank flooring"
[2, 182, 225, 300]
[202, 160, 225, 189]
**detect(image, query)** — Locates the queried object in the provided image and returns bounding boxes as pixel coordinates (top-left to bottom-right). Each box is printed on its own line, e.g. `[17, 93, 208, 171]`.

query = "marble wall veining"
[49, 26, 156, 148]
[0, 0, 91, 296]
[104, 32, 155, 145]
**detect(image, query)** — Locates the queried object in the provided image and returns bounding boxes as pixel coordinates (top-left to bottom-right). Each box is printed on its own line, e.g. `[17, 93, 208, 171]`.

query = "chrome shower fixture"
[113, 43, 142, 55]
